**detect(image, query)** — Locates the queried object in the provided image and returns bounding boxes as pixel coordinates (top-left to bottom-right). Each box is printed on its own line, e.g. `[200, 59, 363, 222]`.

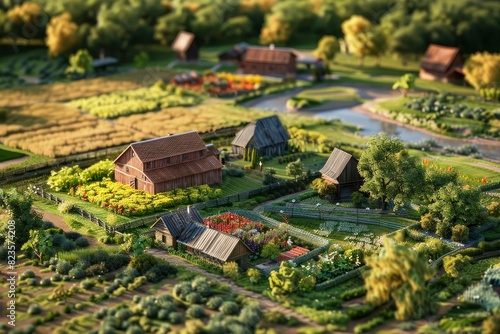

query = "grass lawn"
[0, 146, 26, 162]
[0, 144, 51, 170]
[215, 175, 262, 197]
[295, 86, 361, 103]
[32, 197, 108, 239]
[409, 150, 500, 184]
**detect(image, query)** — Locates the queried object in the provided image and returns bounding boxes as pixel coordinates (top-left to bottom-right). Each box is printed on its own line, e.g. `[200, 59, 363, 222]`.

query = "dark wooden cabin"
[240, 47, 296, 77]
[152, 207, 252, 267]
[114, 131, 223, 194]
[320, 148, 363, 199]
[231, 115, 290, 157]
[419, 44, 465, 84]
[172, 31, 199, 61]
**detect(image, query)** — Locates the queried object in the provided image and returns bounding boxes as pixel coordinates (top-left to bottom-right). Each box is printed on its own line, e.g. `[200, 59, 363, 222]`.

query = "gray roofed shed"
[319, 148, 364, 199]
[151, 206, 204, 238]
[231, 115, 290, 157]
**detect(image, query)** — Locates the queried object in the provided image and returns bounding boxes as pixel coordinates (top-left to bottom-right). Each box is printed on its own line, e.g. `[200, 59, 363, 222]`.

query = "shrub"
[23, 270, 35, 278]
[185, 292, 203, 305]
[455, 247, 484, 257]
[42, 221, 55, 229]
[168, 312, 183, 324]
[443, 254, 471, 278]
[86, 263, 106, 277]
[219, 301, 239, 315]
[351, 191, 364, 208]
[64, 305, 73, 314]
[145, 262, 177, 283]
[487, 202, 500, 217]
[353, 316, 385, 333]
[51, 273, 62, 282]
[28, 303, 42, 315]
[451, 224, 469, 243]
[238, 304, 262, 328]
[58, 201, 75, 214]
[420, 213, 437, 232]
[60, 239, 76, 252]
[482, 314, 500, 334]
[298, 276, 316, 292]
[158, 309, 170, 320]
[64, 231, 82, 240]
[81, 279, 96, 290]
[69, 267, 85, 280]
[223, 261, 240, 280]
[191, 276, 211, 297]
[126, 325, 143, 334]
[40, 277, 52, 286]
[27, 278, 37, 286]
[75, 237, 90, 247]
[128, 253, 158, 275]
[340, 286, 367, 301]
[123, 267, 140, 279]
[261, 242, 281, 261]
[186, 305, 206, 319]
[479, 240, 500, 251]
[62, 275, 71, 281]
[206, 296, 223, 310]
[52, 234, 66, 247]
[247, 268, 261, 284]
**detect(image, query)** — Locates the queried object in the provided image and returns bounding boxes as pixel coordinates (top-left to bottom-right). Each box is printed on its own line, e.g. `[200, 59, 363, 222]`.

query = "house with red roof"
[419, 44, 465, 84]
[114, 131, 223, 194]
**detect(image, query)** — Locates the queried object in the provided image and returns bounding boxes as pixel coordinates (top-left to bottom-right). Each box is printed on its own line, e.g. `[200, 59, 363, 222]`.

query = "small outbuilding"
[172, 31, 199, 61]
[320, 148, 363, 199]
[240, 46, 297, 77]
[419, 44, 465, 84]
[91, 57, 118, 73]
[231, 115, 290, 157]
[152, 206, 252, 268]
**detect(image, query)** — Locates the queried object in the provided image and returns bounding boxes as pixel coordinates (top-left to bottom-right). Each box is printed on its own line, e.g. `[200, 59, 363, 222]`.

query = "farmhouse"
[114, 131, 223, 194]
[172, 31, 199, 61]
[419, 44, 465, 84]
[152, 207, 252, 267]
[240, 46, 297, 77]
[320, 148, 363, 198]
[231, 115, 290, 157]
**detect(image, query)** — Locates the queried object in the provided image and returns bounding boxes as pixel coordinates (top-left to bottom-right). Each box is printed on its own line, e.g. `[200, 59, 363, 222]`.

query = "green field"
[295, 86, 361, 103]
[215, 175, 262, 197]
[0, 146, 26, 162]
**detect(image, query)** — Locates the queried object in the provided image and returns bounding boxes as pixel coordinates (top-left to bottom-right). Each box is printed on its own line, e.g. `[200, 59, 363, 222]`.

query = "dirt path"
[469, 162, 500, 173]
[37, 210, 99, 247]
[146, 248, 325, 330]
[0, 155, 29, 170]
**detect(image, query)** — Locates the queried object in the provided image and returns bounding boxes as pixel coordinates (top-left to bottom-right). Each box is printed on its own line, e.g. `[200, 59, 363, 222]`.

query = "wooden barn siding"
[227, 242, 251, 260]
[155, 169, 222, 193]
[259, 143, 287, 157]
[241, 60, 296, 76]
[116, 147, 143, 170]
[337, 159, 362, 184]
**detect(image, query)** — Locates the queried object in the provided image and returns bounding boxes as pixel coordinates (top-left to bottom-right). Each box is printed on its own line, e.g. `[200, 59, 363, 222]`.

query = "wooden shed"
[320, 148, 363, 199]
[172, 31, 199, 61]
[114, 131, 223, 194]
[419, 44, 465, 84]
[151, 206, 204, 248]
[240, 46, 296, 77]
[231, 115, 290, 157]
[152, 206, 252, 268]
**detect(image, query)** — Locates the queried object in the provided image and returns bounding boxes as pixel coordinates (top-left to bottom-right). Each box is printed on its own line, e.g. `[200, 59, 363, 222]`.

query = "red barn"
[114, 131, 223, 194]
[419, 44, 465, 84]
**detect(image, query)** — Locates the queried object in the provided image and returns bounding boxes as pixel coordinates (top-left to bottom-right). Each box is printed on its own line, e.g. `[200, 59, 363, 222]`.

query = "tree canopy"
[365, 239, 435, 320]
[358, 133, 424, 210]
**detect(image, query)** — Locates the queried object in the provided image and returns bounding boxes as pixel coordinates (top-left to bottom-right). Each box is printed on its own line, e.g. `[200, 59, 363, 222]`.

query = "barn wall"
[156, 169, 222, 193]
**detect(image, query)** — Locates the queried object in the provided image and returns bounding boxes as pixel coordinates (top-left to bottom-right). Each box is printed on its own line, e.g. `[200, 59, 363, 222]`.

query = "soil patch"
[38, 210, 99, 247]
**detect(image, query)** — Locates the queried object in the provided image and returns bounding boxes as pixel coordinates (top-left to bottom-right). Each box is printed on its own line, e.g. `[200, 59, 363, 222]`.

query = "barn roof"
[231, 115, 290, 149]
[172, 31, 195, 53]
[420, 44, 462, 73]
[151, 206, 204, 237]
[116, 131, 208, 163]
[177, 222, 206, 243]
[242, 47, 296, 65]
[144, 155, 223, 183]
[180, 227, 252, 261]
[320, 148, 355, 181]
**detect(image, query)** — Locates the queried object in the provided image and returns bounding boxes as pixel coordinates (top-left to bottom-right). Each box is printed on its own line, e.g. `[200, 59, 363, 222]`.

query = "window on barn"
[182, 153, 190, 161]
[199, 150, 204, 157]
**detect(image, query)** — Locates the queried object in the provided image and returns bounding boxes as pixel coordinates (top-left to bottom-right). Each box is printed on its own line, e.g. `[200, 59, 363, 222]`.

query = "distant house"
[152, 207, 252, 267]
[240, 46, 297, 77]
[172, 31, 199, 61]
[419, 44, 465, 84]
[320, 148, 363, 198]
[231, 115, 290, 157]
[217, 42, 250, 64]
[114, 131, 223, 194]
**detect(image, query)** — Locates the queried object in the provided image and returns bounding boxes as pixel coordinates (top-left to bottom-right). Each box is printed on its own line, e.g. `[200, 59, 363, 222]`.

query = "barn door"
[129, 176, 137, 189]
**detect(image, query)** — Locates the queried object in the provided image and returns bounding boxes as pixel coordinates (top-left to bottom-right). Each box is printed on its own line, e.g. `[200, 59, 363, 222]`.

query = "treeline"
[0, 0, 499, 59]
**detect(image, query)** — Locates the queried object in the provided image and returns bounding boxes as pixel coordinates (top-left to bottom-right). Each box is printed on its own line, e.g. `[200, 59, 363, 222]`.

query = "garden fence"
[315, 266, 367, 291]
[263, 204, 403, 230]
[229, 210, 330, 276]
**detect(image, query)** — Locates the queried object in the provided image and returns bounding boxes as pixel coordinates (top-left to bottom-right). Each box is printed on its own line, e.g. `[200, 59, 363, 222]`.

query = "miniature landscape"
[1, 1, 500, 334]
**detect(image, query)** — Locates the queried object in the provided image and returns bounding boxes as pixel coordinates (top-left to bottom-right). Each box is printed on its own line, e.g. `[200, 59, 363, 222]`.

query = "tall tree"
[45, 12, 78, 57]
[365, 239, 435, 320]
[463, 52, 500, 101]
[358, 133, 425, 210]
[219, 15, 253, 41]
[367, 26, 388, 66]
[191, 4, 223, 44]
[286, 159, 305, 180]
[390, 24, 426, 64]
[341, 15, 372, 66]
[154, 7, 192, 46]
[259, 13, 291, 45]
[315, 35, 340, 65]
[0, 189, 43, 248]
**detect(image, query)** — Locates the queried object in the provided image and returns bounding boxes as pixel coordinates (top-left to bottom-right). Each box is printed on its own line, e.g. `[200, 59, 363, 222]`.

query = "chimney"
[269, 44, 274, 50]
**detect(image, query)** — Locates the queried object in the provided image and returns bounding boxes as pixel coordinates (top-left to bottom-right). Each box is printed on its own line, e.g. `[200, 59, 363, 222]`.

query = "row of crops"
[68, 84, 202, 119]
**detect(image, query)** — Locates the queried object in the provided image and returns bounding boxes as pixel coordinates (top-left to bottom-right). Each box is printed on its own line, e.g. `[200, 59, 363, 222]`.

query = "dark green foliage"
[42, 221, 55, 229]
[75, 237, 90, 247]
[52, 234, 66, 247]
[40, 278, 52, 286]
[60, 239, 76, 251]
[478, 240, 500, 251]
[56, 260, 72, 275]
[64, 231, 82, 241]
[353, 315, 386, 333]
[145, 262, 177, 283]
[222, 168, 244, 177]
[81, 279, 96, 290]
[219, 301, 239, 315]
[340, 286, 367, 301]
[168, 312, 183, 324]
[186, 305, 205, 319]
[86, 263, 106, 277]
[206, 296, 223, 310]
[128, 253, 159, 275]
[451, 224, 469, 243]
[69, 267, 85, 280]
[28, 303, 42, 315]
[346, 304, 376, 319]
